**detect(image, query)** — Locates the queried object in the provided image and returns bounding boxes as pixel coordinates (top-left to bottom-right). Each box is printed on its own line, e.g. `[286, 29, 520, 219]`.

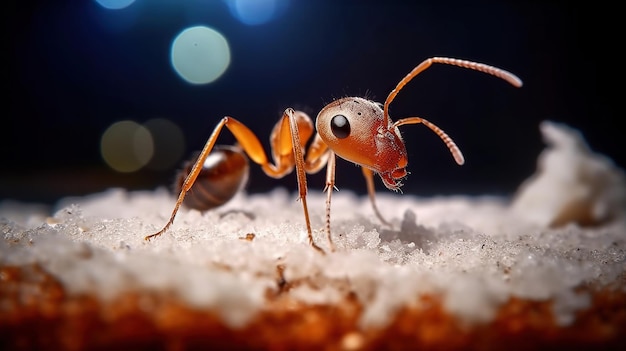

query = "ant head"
[315, 58, 522, 190]
[316, 97, 408, 190]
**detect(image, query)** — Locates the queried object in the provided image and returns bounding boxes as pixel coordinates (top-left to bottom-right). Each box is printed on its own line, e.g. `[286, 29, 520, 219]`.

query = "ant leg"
[322, 151, 337, 252]
[303, 133, 330, 173]
[285, 108, 325, 254]
[145, 118, 232, 241]
[361, 167, 392, 227]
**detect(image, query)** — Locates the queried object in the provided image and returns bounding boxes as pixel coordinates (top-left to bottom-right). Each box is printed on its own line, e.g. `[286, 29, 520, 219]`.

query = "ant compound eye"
[330, 114, 350, 139]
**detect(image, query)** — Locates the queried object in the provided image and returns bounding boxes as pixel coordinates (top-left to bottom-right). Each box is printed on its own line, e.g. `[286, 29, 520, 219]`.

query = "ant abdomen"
[175, 145, 249, 211]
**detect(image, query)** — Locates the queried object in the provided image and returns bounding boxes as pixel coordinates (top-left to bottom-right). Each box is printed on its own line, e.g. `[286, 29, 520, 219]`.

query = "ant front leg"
[322, 150, 337, 252]
[276, 108, 337, 253]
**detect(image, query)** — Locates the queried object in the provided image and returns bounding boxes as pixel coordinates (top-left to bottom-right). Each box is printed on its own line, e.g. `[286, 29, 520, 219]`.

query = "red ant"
[146, 57, 522, 253]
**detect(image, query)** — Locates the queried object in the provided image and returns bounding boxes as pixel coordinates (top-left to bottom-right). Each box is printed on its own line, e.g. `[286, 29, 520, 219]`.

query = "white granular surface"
[1, 187, 624, 328]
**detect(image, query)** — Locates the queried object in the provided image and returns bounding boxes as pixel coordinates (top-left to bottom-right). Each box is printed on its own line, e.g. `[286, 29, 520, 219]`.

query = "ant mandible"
[146, 57, 522, 253]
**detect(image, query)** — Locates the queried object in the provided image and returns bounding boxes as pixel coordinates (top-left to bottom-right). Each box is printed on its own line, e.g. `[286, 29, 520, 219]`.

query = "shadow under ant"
[377, 209, 438, 251]
[218, 209, 256, 220]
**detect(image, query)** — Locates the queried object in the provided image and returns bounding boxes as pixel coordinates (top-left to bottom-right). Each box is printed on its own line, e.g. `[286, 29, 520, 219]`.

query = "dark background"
[4, 0, 620, 205]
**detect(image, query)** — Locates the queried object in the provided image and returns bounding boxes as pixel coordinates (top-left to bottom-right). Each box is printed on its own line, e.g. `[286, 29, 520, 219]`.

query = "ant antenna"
[383, 57, 523, 127]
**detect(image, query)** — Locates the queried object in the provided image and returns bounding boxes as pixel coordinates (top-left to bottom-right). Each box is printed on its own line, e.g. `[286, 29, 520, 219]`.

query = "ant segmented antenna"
[424, 118, 465, 166]
[383, 57, 523, 126]
[383, 57, 522, 165]
[393, 117, 465, 165]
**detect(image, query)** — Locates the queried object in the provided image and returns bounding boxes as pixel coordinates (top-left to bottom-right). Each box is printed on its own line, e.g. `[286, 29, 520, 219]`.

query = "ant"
[146, 57, 522, 253]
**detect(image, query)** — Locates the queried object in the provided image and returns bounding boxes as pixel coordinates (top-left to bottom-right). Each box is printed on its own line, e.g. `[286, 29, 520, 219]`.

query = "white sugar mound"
[1, 121, 625, 329]
[512, 121, 626, 227]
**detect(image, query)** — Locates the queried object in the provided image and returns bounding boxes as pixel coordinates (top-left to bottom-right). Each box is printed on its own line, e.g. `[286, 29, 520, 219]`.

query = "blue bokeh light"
[95, 0, 136, 10]
[226, 0, 288, 26]
[170, 26, 231, 85]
